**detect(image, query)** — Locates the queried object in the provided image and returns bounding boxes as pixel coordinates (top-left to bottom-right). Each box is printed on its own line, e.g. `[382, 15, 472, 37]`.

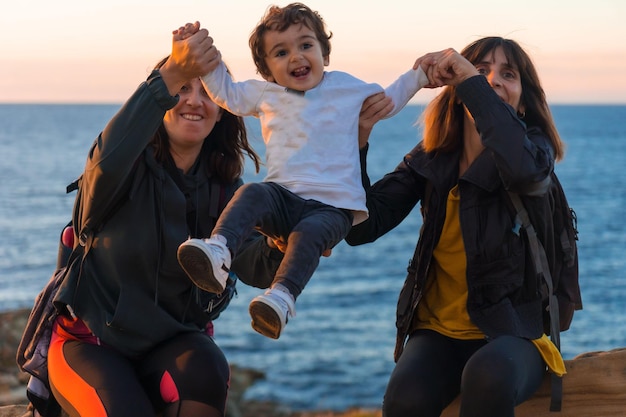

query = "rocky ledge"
[2, 309, 625, 417]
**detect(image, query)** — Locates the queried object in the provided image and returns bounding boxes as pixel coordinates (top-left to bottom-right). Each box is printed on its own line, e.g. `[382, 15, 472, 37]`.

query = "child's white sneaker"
[249, 287, 296, 339]
[177, 238, 231, 293]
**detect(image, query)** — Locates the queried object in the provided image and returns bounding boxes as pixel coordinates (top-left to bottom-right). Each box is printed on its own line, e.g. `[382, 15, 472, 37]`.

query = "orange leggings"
[48, 317, 229, 417]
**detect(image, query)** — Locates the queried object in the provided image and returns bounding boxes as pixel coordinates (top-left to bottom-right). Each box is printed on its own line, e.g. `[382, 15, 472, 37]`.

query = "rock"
[294, 409, 381, 417]
[227, 365, 268, 417]
[0, 405, 28, 417]
[0, 309, 30, 371]
[0, 309, 30, 407]
[3, 309, 626, 417]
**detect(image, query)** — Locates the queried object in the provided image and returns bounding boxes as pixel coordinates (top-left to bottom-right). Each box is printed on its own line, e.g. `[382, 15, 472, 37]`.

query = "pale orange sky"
[1, 0, 625, 104]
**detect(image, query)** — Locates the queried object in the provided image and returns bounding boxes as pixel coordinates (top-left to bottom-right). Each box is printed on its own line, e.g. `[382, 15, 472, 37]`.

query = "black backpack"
[508, 172, 582, 340]
[16, 176, 238, 417]
[507, 171, 582, 411]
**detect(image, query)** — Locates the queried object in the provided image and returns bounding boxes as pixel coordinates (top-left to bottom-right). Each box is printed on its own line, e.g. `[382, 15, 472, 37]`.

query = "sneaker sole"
[249, 300, 283, 339]
[177, 245, 226, 293]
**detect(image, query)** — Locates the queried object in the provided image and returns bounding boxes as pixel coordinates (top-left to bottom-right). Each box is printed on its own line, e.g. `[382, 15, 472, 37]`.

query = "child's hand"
[168, 22, 216, 78]
[412, 53, 442, 88]
[173, 21, 200, 41]
[160, 21, 221, 95]
[171, 21, 221, 74]
[430, 48, 479, 86]
[413, 49, 479, 87]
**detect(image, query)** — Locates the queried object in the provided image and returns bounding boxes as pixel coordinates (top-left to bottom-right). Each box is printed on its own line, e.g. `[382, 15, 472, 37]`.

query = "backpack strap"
[508, 191, 563, 412]
[209, 180, 222, 221]
[199, 179, 238, 321]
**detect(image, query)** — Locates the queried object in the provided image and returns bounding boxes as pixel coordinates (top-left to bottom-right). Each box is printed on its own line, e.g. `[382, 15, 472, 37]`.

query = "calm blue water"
[1, 103, 625, 411]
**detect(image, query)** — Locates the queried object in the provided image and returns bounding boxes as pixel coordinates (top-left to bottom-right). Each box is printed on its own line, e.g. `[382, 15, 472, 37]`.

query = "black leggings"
[382, 329, 545, 417]
[215, 181, 353, 298]
[49, 321, 229, 417]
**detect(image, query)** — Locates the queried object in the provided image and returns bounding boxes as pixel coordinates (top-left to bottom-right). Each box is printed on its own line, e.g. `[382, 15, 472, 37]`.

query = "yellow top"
[415, 185, 566, 376]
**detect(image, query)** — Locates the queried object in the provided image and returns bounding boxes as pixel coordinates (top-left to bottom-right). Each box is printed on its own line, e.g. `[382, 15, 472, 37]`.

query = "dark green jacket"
[55, 70, 281, 357]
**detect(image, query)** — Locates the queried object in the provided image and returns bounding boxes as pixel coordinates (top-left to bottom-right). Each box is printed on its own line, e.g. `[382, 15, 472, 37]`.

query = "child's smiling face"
[263, 23, 329, 92]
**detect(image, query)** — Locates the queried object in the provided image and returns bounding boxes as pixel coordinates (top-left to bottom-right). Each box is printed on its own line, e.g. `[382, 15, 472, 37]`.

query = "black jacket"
[347, 75, 556, 360]
[55, 70, 282, 357]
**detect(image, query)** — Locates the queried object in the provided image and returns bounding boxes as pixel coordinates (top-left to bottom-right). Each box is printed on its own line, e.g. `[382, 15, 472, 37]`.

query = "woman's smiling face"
[163, 78, 222, 148]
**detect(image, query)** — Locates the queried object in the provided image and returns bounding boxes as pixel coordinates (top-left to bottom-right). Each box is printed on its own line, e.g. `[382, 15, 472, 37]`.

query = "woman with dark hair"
[349, 37, 567, 417]
[45, 30, 279, 417]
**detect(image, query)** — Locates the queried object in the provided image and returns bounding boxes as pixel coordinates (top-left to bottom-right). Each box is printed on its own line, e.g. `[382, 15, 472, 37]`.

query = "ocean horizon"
[1, 103, 625, 410]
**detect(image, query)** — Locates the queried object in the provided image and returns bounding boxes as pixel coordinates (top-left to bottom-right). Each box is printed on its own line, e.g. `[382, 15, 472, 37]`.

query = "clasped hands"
[170, 21, 479, 89]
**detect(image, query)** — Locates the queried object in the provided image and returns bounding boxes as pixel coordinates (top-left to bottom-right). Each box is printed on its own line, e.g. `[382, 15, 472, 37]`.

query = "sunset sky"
[2, 0, 624, 104]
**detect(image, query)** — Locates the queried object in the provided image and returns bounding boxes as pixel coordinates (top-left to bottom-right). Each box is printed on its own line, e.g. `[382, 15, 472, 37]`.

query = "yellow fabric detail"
[415, 185, 484, 340]
[531, 334, 567, 376]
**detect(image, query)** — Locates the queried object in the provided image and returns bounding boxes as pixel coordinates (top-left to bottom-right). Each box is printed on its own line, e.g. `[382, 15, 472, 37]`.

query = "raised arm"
[161, 21, 221, 96]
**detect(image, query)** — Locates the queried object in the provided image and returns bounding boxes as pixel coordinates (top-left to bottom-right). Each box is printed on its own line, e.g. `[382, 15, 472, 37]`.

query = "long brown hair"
[422, 37, 564, 161]
[249, 2, 332, 80]
[151, 57, 261, 183]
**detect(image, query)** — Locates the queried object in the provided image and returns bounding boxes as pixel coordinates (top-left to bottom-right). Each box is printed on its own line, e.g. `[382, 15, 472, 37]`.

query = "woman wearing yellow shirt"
[348, 37, 566, 417]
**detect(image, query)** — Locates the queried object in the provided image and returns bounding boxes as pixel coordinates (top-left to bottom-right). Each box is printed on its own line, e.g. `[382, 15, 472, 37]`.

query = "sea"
[1, 103, 625, 411]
